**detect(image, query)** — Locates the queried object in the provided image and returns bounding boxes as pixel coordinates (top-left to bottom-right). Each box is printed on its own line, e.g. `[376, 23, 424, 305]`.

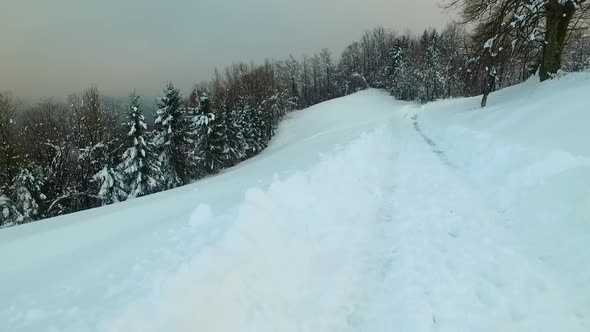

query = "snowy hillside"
[1, 74, 590, 332]
[418, 72, 590, 311]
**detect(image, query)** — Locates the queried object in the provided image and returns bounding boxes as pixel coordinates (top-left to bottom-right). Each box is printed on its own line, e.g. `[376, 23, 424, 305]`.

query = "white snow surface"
[1, 75, 590, 331]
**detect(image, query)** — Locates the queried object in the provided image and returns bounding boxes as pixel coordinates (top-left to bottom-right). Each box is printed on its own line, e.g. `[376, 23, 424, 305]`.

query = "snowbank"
[103, 125, 399, 332]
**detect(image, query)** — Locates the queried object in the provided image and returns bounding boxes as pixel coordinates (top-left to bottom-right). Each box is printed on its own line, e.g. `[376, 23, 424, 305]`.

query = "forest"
[1, 0, 589, 227]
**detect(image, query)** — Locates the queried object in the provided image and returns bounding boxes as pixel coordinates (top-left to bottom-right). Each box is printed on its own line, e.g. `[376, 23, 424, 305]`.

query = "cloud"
[0, 0, 450, 100]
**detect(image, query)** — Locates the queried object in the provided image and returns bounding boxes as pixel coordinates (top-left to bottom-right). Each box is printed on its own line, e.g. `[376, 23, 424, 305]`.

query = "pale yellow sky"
[0, 0, 451, 100]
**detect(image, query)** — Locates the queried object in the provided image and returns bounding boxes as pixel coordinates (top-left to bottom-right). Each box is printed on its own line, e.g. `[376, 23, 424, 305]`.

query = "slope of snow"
[0, 90, 405, 332]
[419, 73, 590, 298]
[360, 107, 587, 332]
[1, 75, 590, 332]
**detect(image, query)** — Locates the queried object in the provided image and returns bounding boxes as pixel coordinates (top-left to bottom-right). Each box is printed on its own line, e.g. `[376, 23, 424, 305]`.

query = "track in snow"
[1, 89, 588, 332]
[105, 102, 589, 332]
[359, 109, 587, 332]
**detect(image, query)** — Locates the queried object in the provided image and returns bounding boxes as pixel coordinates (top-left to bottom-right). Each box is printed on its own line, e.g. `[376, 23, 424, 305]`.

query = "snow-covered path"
[358, 110, 587, 331]
[1, 82, 589, 331]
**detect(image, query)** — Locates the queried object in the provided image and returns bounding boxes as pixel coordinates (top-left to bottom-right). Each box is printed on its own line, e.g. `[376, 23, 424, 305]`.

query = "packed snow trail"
[1, 78, 590, 331]
[418, 73, 590, 296]
[357, 107, 587, 331]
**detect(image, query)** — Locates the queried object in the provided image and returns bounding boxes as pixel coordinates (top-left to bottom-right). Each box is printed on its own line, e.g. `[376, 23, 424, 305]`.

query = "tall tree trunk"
[540, 0, 576, 81]
[481, 66, 497, 108]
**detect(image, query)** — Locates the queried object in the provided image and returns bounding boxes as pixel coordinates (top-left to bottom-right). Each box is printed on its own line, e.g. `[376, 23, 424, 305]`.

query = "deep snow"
[1, 74, 589, 332]
[419, 73, 590, 300]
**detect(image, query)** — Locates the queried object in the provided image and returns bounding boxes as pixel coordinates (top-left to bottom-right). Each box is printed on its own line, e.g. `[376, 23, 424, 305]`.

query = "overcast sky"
[1, 0, 451, 101]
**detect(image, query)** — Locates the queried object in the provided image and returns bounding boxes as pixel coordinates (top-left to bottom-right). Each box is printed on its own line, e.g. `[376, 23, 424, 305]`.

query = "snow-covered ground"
[1, 74, 589, 331]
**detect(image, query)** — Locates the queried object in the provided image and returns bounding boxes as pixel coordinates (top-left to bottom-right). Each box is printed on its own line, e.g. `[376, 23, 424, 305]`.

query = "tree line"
[0, 67, 295, 227]
[1, 7, 589, 227]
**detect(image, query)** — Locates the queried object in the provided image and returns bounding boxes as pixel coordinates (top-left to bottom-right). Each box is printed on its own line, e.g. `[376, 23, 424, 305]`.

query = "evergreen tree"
[93, 166, 126, 205]
[234, 98, 266, 156]
[418, 29, 444, 102]
[10, 167, 45, 222]
[0, 194, 22, 227]
[222, 102, 247, 165]
[194, 94, 228, 173]
[154, 82, 194, 188]
[119, 92, 162, 198]
[389, 42, 418, 101]
[261, 91, 291, 140]
[77, 142, 109, 208]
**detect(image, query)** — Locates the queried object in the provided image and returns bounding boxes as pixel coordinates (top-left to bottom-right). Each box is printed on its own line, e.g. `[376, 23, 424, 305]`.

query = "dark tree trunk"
[481, 66, 497, 108]
[540, 0, 576, 81]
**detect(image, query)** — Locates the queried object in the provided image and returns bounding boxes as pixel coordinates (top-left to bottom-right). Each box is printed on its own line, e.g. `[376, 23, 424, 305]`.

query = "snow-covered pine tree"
[221, 102, 246, 165]
[260, 90, 292, 141]
[417, 29, 444, 103]
[388, 45, 404, 99]
[389, 41, 418, 101]
[193, 93, 227, 174]
[153, 82, 194, 188]
[0, 193, 22, 227]
[234, 97, 266, 157]
[10, 167, 45, 222]
[79, 140, 127, 206]
[77, 142, 109, 208]
[93, 165, 126, 205]
[119, 92, 162, 198]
